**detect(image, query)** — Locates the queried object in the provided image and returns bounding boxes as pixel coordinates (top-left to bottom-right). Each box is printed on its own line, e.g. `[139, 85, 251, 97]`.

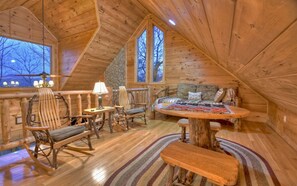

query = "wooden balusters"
[77, 94, 82, 116]
[21, 98, 29, 138]
[1, 100, 11, 144]
[95, 94, 99, 108]
[67, 95, 72, 117]
[87, 94, 91, 109]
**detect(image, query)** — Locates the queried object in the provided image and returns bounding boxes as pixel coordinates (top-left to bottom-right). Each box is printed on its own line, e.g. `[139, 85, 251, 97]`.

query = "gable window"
[136, 30, 147, 82]
[135, 23, 165, 84]
[152, 26, 164, 82]
[0, 36, 51, 87]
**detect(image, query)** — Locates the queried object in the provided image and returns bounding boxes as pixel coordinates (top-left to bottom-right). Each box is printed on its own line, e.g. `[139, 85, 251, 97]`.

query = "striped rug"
[104, 134, 280, 186]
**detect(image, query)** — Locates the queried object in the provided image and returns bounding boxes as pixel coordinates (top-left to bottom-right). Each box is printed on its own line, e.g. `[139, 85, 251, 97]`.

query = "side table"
[84, 106, 115, 138]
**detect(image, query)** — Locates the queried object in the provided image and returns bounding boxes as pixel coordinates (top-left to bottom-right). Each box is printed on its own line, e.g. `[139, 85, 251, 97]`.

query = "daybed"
[152, 83, 242, 129]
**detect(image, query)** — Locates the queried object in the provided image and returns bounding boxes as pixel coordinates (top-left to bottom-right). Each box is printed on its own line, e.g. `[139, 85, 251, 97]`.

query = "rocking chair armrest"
[25, 126, 50, 131]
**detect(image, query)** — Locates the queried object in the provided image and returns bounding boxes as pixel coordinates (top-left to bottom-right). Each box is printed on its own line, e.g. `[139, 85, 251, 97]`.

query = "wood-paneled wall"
[268, 102, 297, 152]
[0, 6, 58, 90]
[138, 0, 297, 148]
[127, 15, 267, 122]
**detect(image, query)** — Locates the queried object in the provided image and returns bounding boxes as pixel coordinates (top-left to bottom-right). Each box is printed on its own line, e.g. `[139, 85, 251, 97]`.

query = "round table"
[155, 103, 250, 148]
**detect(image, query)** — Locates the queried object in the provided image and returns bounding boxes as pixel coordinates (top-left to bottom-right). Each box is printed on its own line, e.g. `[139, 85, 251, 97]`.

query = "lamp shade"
[93, 81, 108, 95]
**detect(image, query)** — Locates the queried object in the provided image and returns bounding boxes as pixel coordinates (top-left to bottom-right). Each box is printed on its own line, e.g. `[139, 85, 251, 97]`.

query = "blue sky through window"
[0, 36, 51, 87]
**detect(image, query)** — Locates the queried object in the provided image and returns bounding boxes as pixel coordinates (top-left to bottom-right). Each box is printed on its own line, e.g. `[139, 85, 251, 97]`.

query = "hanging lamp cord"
[42, 0, 45, 73]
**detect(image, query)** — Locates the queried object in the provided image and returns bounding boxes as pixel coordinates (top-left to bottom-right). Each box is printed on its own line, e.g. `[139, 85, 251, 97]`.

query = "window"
[0, 36, 51, 87]
[152, 26, 164, 82]
[135, 24, 165, 83]
[136, 30, 147, 82]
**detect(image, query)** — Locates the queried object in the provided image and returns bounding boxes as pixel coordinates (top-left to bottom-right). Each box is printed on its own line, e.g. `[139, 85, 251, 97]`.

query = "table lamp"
[93, 81, 108, 109]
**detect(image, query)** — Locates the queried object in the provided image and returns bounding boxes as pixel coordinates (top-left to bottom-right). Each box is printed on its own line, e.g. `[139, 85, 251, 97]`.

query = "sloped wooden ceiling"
[138, 0, 297, 114]
[62, 0, 149, 90]
[0, 0, 98, 89]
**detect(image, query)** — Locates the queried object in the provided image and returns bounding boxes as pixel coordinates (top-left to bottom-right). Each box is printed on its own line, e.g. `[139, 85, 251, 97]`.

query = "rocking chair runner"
[24, 88, 94, 170]
[114, 86, 147, 129]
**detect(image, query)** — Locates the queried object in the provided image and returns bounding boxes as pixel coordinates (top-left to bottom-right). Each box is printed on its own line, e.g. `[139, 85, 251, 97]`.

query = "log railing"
[0, 90, 94, 151]
[0, 88, 150, 152]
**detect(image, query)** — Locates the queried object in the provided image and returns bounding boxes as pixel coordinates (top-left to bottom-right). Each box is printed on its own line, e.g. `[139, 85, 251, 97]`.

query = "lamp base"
[97, 94, 104, 110]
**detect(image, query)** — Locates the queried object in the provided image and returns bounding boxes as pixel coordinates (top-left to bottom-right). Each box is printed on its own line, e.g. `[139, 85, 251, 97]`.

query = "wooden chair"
[24, 88, 94, 171]
[114, 86, 147, 129]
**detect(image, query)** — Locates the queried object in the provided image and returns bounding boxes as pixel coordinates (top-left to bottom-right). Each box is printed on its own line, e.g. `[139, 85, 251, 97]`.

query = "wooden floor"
[1, 117, 297, 186]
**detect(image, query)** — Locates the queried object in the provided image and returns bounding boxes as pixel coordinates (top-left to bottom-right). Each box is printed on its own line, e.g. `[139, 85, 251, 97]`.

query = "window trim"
[150, 24, 165, 84]
[0, 35, 53, 88]
[134, 19, 166, 85]
[135, 26, 148, 84]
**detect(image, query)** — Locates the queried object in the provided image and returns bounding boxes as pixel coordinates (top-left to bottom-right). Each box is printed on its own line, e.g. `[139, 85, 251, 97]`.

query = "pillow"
[196, 84, 218, 100]
[222, 88, 236, 103]
[214, 88, 226, 102]
[177, 83, 197, 99]
[188, 92, 202, 101]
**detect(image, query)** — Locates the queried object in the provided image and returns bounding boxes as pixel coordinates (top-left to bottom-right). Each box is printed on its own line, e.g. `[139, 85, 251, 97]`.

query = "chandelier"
[33, 80, 54, 88]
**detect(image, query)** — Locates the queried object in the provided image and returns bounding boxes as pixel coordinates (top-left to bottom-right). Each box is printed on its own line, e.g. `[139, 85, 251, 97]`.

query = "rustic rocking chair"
[114, 86, 147, 129]
[24, 88, 94, 171]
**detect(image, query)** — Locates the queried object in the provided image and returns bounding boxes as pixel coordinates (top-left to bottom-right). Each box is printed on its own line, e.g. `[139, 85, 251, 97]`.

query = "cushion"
[214, 88, 226, 102]
[49, 125, 86, 142]
[126, 107, 145, 115]
[222, 88, 237, 103]
[196, 84, 218, 100]
[188, 92, 202, 101]
[177, 83, 197, 99]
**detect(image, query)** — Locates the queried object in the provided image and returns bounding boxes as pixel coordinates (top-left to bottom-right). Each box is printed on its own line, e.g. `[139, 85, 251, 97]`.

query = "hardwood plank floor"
[0, 117, 297, 186]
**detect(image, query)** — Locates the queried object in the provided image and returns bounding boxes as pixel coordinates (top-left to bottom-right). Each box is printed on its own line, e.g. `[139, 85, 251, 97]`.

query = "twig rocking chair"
[24, 88, 94, 171]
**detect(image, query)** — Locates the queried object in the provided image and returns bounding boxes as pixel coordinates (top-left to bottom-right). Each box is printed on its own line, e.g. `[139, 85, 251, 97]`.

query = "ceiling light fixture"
[169, 19, 176, 26]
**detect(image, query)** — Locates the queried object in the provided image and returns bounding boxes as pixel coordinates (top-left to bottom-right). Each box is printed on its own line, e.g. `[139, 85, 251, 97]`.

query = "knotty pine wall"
[126, 15, 267, 122]
[0, 6, 58, 92]
[268, 102, 297, 151]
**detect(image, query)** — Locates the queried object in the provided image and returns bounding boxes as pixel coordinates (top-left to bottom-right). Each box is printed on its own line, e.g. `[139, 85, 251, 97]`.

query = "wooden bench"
[160, 141, 239, 186]
[177, 118, 221, 149]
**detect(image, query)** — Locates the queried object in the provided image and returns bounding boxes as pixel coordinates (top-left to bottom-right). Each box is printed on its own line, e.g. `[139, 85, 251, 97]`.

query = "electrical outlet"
[283, 115, 287, 123]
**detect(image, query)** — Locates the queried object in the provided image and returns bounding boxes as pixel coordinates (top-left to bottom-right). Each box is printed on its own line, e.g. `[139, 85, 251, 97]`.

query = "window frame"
[150, 24, 165, 84]
[134, 19, 166, 85]
[135, 26, 149, 84]
[0, 35, 53, 89]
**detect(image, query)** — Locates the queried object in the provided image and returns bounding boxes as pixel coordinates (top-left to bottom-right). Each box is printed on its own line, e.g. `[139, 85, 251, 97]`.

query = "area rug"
[104, 134, 280, 186]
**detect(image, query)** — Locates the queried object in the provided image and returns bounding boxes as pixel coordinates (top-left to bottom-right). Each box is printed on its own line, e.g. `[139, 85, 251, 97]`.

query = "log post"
[188, 118, 211, 149]
[67, 95, 72, 117]
[1, 99, 11, 144]
[87, 94, 91, 109]
[21, 98, 29, 138]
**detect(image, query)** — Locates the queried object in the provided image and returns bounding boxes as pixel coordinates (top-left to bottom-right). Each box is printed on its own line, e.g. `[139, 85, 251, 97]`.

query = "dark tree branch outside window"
[0, 36, 51, 87]
[136, 25, 164, 83]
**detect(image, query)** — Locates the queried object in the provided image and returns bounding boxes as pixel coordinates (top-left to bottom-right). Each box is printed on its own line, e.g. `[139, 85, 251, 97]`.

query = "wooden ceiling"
[62, 0, 149, 90]
[138, 0, 297, 114]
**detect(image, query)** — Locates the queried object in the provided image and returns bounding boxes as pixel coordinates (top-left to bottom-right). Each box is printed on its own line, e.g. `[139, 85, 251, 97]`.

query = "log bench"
[160, 141, 239, 186]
